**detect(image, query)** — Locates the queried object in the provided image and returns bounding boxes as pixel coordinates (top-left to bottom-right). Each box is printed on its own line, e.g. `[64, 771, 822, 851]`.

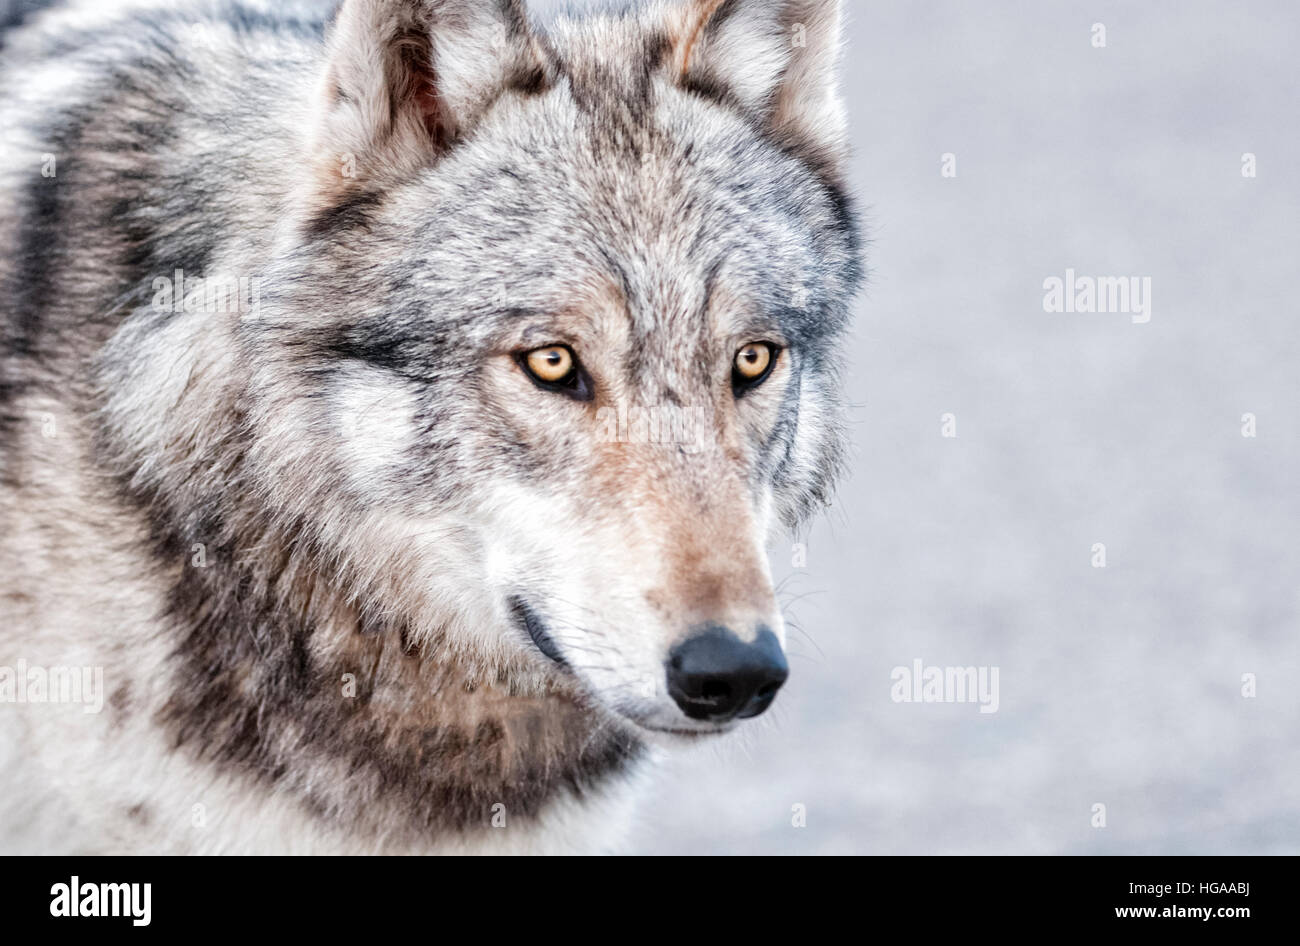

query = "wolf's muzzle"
[665, 627, 788, 722]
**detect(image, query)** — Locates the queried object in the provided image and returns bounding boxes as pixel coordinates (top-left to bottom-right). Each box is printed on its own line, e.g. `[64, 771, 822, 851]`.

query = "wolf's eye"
[518, 345, 593, 400]
[525, 346, 572, 382]
[732, 342, 778, 394]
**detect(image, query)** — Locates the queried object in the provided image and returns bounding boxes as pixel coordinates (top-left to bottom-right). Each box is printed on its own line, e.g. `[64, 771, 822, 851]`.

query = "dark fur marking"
[643, 30, 671, 72]
[398, 623, 420, 658]
[7, 176, 59, 360]
[310, 321, 432, 374]
[508, 62, 550, 97]
[109, 682, 132, 716]
[0, 0, 55, 48]
[304, 189, 384, 239]
[125, 803, 152, 826]
[679, 69, 748, 115]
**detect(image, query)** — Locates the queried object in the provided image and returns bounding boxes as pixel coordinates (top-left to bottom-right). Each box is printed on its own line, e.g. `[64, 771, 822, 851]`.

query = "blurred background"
[589, 0, 1298, 854]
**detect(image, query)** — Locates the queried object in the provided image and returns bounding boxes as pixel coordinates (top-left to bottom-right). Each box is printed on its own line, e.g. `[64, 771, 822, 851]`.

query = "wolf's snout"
[665, 627, 788, 722]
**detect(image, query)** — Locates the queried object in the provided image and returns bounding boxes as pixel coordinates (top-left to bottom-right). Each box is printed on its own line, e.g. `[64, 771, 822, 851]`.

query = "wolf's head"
[244, 0, 860, 739]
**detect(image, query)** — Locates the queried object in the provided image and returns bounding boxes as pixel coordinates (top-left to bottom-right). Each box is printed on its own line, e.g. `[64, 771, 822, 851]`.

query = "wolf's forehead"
[540, 8, 673, 93]
[388, 13, 852, 352]
[416, 116, 818, 323]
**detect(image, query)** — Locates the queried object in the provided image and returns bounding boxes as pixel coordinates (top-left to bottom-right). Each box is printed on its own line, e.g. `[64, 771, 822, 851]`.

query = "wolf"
[0, 0, 861, 854]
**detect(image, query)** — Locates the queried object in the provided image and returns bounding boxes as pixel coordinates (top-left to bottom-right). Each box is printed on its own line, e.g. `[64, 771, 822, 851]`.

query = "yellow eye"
[524, 346, 574, 383]
[733, 342, 773, 382]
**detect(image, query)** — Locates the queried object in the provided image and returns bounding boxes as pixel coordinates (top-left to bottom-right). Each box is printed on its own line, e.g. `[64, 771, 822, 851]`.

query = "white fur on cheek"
[332, 364, 419, 487]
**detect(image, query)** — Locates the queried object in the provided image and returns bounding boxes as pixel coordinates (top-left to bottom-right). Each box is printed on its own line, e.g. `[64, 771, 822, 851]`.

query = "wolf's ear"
[306, 0, 545, 211]
[667, 0, 847, 178]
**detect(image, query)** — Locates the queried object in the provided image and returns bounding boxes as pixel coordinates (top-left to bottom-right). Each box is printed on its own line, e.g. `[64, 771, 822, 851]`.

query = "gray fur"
[0, 0, 860, 853]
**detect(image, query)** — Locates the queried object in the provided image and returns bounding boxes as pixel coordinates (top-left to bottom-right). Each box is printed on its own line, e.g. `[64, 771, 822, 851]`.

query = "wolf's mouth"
[635, 723, 734, 738]
[508, 596, 567, 666]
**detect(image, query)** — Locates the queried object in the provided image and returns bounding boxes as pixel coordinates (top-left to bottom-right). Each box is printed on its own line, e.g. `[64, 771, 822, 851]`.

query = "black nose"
[666, 627, 788, 722]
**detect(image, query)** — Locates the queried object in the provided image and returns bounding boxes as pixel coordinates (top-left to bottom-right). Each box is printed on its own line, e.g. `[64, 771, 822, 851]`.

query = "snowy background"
[608, 0, 1300, 854]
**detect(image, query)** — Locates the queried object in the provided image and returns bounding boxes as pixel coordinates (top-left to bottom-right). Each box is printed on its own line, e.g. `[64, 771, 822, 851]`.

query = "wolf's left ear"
[305, 0, 545, 214]
[668, 0, 848, 178]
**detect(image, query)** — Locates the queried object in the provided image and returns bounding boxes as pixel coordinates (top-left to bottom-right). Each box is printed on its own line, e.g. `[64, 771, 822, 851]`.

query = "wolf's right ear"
[305, 0, 545, 215]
